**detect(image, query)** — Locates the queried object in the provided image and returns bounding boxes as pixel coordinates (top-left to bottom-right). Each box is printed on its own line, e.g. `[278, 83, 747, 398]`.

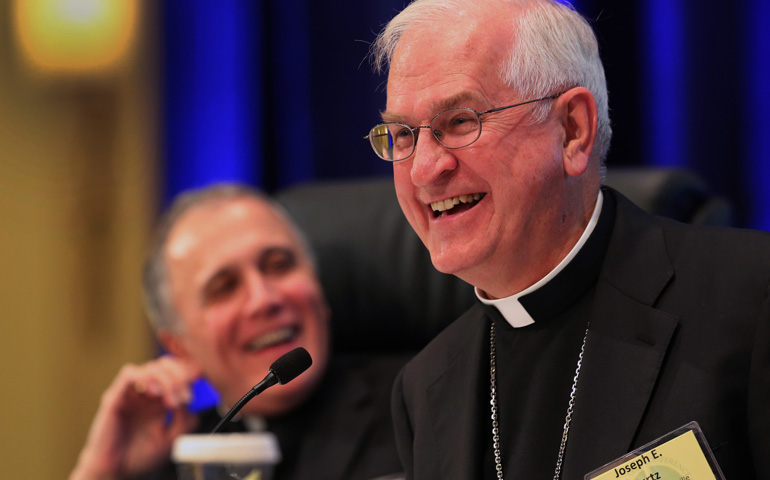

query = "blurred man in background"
[70, 184, 403, 480]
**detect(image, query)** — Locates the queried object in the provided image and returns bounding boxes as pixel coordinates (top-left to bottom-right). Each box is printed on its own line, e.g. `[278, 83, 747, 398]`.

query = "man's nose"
[243, 271, 282, 317]
[409, 129, 458, 187]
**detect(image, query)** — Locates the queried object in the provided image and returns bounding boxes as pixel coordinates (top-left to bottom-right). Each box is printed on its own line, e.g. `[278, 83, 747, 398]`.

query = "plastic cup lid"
[172, 432, 281, 464]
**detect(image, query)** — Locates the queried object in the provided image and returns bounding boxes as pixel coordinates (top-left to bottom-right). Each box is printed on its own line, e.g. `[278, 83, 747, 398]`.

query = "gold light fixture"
[13, 0, 138, 74]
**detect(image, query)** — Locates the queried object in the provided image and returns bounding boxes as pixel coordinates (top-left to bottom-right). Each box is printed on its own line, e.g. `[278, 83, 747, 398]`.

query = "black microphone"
[211, 347, 312, 434]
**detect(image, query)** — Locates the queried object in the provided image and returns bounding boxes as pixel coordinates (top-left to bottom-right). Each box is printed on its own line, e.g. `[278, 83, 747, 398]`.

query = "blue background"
[161, 0, 769, 228]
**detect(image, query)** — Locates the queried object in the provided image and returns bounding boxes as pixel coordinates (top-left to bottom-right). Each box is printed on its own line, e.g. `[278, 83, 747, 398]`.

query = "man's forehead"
[166, 198, 289, 260]
[381, 90, 488, 123]
[384, 9, 516, 117]
[383, 51, 510, 121]
[164, 199, 305, 291]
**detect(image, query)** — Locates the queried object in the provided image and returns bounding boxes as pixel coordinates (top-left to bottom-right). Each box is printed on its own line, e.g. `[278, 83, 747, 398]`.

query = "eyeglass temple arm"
[480, 91, 565, 116]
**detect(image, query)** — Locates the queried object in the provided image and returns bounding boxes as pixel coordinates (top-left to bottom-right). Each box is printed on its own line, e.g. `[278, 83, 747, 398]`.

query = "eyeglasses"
[365, 92, 565, 162]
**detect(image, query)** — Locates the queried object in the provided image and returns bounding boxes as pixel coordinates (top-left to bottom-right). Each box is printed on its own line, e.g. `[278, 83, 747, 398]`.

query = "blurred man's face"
[385, 7, 577, 298]
[164, 197, 329, 416]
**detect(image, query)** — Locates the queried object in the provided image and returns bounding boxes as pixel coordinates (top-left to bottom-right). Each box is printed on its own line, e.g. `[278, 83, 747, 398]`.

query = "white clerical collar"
[475, 190, 604, 328]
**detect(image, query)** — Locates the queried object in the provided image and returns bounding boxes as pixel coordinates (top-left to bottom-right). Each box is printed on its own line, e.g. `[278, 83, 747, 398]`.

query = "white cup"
[172, 432, 281, 480]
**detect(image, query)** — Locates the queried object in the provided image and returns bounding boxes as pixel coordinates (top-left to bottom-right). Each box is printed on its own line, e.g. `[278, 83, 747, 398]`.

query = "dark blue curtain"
[162, 0, 770, 229]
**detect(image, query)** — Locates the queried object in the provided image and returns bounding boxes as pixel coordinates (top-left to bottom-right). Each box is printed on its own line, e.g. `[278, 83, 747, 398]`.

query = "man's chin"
[236, 375, 317, 418]
[428, 248, 476, 277]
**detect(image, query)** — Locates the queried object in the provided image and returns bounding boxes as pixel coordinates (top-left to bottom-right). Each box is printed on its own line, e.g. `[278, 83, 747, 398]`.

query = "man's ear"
[559, 87, 598, 178]
[158, 330, 190, 359]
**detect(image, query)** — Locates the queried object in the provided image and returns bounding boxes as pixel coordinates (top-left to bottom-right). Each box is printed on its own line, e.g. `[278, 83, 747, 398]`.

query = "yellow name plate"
[585, 422, 725, 480]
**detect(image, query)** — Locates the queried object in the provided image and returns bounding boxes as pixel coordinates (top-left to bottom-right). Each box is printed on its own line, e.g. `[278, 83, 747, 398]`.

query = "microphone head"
[269, 347, 313, 385]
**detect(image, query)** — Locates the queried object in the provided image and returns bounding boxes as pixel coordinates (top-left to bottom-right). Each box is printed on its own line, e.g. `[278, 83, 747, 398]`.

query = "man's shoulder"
[610, 192, 770, 308]
[653, 210, 770, 276]
[611, 188, 770, 269]
[660, 216, 770, 251]
[611, 186, 769, 242]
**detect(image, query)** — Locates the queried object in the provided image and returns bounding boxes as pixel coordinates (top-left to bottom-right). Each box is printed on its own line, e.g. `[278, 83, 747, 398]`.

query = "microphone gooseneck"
[210, 347, 313, 434]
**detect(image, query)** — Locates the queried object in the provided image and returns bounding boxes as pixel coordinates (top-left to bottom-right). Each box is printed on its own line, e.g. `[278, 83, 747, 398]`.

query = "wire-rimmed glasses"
[365, 92, 565, 162]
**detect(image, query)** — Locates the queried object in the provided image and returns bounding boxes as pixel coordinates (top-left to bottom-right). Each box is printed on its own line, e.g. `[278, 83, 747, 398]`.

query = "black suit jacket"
[392, 188, 770, 479]
[143, 353, 407, 480]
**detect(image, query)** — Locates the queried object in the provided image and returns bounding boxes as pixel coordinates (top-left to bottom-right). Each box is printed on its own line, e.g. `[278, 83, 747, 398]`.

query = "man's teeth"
[248, 327, 296, 351]
[430, 193, 482, 212]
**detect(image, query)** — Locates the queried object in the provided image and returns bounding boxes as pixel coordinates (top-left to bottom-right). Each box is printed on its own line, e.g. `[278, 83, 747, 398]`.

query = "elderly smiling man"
[70, 185, 403, 480]
[366, 0, 770, 478]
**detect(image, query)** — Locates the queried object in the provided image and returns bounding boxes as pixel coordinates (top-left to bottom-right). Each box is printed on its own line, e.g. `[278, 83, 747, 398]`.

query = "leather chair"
[275, 167, 733, 354]
[276, 178, 474, 353]
[604, 167, 734, 227]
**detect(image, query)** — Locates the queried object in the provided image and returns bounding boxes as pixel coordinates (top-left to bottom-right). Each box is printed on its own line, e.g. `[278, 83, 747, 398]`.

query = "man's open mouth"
[430, 193, 486, 218]
[245, 326, 298, 352]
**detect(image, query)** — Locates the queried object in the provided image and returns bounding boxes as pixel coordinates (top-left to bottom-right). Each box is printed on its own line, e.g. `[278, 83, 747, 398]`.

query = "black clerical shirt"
[481, 191, 615, 479]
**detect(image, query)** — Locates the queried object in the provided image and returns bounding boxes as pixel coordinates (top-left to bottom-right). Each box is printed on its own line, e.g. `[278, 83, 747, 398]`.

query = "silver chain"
[490, 321, 504, 480]
[489, 321, 590, 480]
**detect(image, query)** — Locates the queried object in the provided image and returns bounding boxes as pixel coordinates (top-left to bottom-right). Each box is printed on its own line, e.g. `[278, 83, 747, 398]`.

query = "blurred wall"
[0, 2, 159, 478]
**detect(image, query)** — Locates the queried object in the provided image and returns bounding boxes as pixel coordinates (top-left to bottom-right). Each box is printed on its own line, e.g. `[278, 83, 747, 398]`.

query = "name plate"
[585, 422, 725, 480]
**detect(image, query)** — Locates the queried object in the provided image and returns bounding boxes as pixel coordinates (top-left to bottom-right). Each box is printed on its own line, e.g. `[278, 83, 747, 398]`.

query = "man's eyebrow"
[199, 266, 233, 298]
[380, 110, 405, 123]
[201, 270, 221, 289]
[380, 91, 486, 124]
[431, 91, 485, 112]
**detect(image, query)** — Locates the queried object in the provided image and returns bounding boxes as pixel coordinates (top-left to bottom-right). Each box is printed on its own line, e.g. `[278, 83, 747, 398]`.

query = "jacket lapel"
[563, 190, 680, 478]
[426, 308, 489, 479]
[563, 284, 679, 477]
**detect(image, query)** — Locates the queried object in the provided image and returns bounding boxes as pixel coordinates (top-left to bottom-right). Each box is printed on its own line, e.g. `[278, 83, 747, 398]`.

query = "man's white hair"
[371, 0, 611, 174]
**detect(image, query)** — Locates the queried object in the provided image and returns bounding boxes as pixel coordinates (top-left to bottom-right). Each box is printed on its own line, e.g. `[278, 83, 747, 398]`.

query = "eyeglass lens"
[369, 108, 482, 161]
[431, 108, 481, 147]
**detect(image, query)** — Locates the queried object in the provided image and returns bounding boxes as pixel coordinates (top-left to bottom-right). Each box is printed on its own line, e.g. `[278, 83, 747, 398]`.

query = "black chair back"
[276, 167, 732, 353]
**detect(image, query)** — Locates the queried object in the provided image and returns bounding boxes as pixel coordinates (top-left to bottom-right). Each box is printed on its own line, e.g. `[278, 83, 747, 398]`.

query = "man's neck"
[475, 190, 602, 299]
